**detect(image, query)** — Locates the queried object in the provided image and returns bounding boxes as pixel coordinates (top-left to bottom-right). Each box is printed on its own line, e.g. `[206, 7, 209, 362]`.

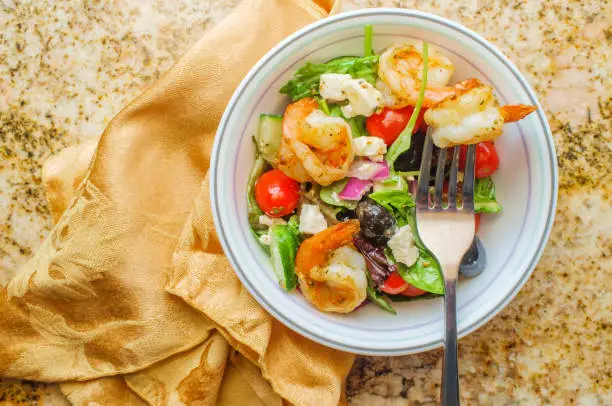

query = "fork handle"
[442, 277, 460, 406]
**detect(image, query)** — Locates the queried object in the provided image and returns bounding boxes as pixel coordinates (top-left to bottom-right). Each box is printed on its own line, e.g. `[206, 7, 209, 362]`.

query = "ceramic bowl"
[210, 9, 557, 355]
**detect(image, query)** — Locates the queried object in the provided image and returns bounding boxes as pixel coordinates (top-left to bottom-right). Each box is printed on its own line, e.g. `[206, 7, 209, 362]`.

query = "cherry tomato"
[400, 284, 427, 297]
[475, 213, 481, 233]
[380, 271, 409, 295]
[366, 106, 426, 146]
[255, 169, 300, 217]
[460, 142, 500, 179]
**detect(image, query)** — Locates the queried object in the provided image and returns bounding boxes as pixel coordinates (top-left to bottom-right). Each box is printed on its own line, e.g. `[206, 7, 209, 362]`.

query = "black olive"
[394, 131, 444, 178]
[393, 131, 426, 172]
[336, 209, 357, 222]
[356, 199, 396, 245]
[459, 236, 486, 277]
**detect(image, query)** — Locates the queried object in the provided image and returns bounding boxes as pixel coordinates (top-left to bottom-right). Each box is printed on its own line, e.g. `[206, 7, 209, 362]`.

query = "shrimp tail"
[500, 105, 538, 122]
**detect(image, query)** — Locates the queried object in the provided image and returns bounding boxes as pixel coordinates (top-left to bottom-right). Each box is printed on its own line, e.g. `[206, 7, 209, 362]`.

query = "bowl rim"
[210, 8, 558, 355]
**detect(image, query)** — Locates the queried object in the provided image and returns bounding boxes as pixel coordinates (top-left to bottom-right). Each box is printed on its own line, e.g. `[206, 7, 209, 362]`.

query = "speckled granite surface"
[1, 0, 610, 405]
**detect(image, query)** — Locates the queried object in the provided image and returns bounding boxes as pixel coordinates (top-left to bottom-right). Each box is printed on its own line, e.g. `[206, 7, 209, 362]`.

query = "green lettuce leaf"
[474, 177, 503, 213]
[368, 190, 415, 227]
[279, 55, 379, 102]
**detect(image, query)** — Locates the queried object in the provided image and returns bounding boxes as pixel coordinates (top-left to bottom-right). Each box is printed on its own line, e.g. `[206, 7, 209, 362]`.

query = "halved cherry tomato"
[380, 271, 409, 295]
[475, 213, 481, 233]
[400, 284, 427, 297]
[366, 106, 426, 146]
[460, 141, 500, 179]
[255, 169, 300, 217]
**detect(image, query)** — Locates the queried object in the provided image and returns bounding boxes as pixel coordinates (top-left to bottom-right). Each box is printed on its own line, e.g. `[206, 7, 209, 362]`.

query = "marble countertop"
[0, 0, 610, 404]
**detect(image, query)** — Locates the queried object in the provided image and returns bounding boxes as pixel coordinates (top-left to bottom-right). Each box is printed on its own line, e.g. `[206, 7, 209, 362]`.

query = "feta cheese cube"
[353, 136, 387, 162]
[319, 73, 384, 118]
[388, 225, 419, 267]
[299, 204, 327, 234]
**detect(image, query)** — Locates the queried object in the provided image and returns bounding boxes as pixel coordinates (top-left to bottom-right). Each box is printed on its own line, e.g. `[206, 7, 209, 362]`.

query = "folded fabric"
[0, 1, 355, 405]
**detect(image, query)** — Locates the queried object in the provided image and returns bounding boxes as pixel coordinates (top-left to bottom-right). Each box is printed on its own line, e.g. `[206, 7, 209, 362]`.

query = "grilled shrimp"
[277, 98, 354, 186]
[424, 78, 538, 148]
[378, 40, 456, 108]
[295, 220, 367, 313]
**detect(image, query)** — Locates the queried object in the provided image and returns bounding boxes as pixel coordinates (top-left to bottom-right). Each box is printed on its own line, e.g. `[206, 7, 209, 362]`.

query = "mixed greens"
[246, 24, 536, 315]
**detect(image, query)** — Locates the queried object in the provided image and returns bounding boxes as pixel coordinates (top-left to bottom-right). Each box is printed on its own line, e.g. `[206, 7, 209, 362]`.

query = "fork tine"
[447, 146, 460, 209]
[462, 144, 476, 212]
[434, 148, 447, 209]
[416, 128, 434, 210]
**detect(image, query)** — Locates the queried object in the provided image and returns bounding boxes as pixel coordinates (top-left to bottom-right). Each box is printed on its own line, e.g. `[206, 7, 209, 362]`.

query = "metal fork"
[415, 129, 476, 406]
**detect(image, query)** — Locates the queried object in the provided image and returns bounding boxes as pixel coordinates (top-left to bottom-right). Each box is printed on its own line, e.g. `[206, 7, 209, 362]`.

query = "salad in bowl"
[209, 8, 558, 355]
[246, 26, 537, 315]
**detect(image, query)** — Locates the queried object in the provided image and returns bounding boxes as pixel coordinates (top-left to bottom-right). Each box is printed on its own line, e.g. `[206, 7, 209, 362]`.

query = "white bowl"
[211, 9, 557, 355]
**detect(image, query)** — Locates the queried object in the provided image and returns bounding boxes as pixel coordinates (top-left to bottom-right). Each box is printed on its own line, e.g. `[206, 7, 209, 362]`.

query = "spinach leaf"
[320, 179, 358, 209]
[279, 55, 379, 101]
[385, 247, 443, 295]
[474, 177, 503, 213]
[368, 190, 415, 226]
[396, 255, 444, 295]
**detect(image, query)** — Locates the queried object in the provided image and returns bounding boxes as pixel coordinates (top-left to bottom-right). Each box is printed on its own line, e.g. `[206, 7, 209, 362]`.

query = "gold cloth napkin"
[0, 0, 355, 405]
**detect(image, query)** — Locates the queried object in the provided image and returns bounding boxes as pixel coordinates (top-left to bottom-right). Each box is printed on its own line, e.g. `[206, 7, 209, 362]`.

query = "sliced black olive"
[460, 236, 486, 277]
[336, 209, 357, 222]
[356, 198, 396, 245]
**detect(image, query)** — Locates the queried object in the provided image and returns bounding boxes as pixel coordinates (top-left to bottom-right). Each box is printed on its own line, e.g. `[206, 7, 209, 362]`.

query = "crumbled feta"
[353, 136, 387, 162]
[259, 233, 271, 245]
[319, 73, 384, 118]
[387, 225, 419, 267]
[259, 215, 287, 227]
[299, 204, 327, 234]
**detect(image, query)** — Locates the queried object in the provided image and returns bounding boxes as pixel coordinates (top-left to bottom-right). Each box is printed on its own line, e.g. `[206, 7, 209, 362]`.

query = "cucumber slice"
[373, 174, 408, 193]
[256, 114, 283, 163]
[269, 225, 298, 291]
